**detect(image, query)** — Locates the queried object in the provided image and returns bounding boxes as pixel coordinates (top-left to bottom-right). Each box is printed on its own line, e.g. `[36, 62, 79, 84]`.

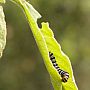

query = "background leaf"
[0, 6, 7, 58]
[0, 0, 5, 3]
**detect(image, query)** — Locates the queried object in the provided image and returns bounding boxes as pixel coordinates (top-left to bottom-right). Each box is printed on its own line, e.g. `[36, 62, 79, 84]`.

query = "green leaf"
[0, 6, 7, 58]
[0, 0, 5, 3]
[40, 22, 78, 90]
[11, 0, 78, 90]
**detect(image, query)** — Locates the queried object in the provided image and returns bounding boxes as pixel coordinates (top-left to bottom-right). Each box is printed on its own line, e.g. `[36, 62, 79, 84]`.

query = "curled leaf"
[11, 0, 78, 90]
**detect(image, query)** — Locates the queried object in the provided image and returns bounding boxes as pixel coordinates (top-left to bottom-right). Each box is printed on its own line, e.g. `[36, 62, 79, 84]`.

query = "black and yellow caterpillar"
[49, 52, 69, 83]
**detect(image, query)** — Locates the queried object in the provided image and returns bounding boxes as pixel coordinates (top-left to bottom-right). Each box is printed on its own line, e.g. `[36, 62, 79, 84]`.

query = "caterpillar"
[49, 52, 69, 83]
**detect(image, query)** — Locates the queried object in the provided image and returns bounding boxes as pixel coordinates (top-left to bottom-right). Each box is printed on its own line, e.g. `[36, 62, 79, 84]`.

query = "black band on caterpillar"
[49, 52, 69, 83]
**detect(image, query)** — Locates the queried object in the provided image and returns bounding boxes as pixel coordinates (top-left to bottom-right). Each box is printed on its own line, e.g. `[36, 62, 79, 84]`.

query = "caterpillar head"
[61, 72, 69, 83]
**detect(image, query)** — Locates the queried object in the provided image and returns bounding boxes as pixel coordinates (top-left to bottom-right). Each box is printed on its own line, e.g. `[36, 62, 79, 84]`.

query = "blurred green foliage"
[0, 0, 90, 90]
